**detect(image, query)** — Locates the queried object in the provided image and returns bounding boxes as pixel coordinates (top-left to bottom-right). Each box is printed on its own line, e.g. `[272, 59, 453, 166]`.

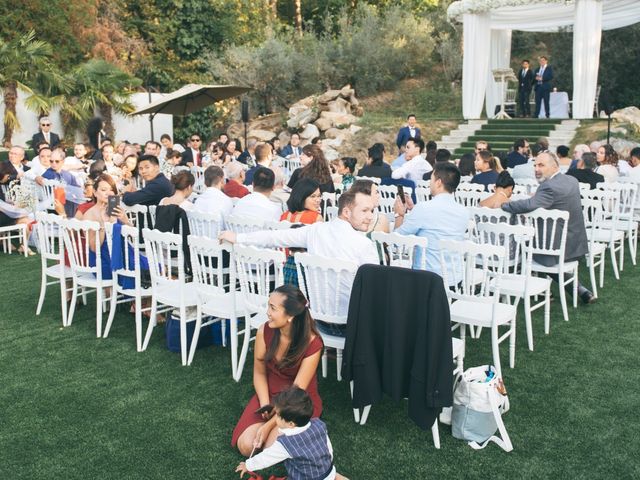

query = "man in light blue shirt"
[393, 162, 469, 284]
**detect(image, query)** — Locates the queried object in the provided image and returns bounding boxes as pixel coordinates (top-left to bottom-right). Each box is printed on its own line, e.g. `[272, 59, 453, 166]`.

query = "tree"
[294, 0, 303, 35]
[0, 31, 59, 147]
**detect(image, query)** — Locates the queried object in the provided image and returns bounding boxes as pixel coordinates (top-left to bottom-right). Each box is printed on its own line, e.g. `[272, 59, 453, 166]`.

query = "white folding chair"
[468, 207, 512, 242]
[35, 212, 73, 326]
[62, 218, 114, 337]
[415, 186, 431, 203]
[103, 224, 155, 351]
[371, 231, 428, 270]
[523, 208, 578, 322]
[325, 206, 338, 221]
[265, 220, 293, 230]
[581, 197, 607, 298]
[515, 178, 538, 195]
[188, 210, 224, 239]
[37, 179, 60, 211]
[191, 166, 206, 194]
[294, 252, 358, 382]
[455, 190, 491, 208]
[440, 240, 517, 377]
[477, 222, 551, 351]
[354, 176, 381, 185]
[142, 228, 199, 366]
[233, 244, 285, 381]
[123, 204, 150, 230]
[377, 184, 413, 204]
[226, 214, 265, 234]
[457, 182, 485, 193]
[596, 182, 638, 268]
[0, 223, 28, 256]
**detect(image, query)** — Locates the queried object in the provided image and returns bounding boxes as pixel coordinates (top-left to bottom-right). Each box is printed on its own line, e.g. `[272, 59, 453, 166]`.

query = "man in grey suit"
[492, 151, 595, 304]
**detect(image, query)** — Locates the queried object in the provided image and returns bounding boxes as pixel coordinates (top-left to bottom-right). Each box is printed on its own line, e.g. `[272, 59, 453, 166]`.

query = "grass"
[1, 253, 639, 479]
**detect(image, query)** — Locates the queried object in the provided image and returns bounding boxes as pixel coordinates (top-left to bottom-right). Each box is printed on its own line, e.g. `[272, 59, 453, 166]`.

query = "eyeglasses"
[50, 160, 62, 164]
[41, 123, 51, 127]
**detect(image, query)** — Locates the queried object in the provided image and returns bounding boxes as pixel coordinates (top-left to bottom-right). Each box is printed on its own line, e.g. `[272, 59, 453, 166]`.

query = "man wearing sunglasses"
[180, 134, 204, 167]
[31, 116, 61, 149]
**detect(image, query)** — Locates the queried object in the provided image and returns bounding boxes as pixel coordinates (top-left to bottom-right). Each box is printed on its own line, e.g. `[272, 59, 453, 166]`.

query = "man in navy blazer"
[395, 114, 421, 152]
[534, 56, 554, 118]
[506, 138, 530, 168]
[31, 117, 61, 149]
[517, 59, 534, 117]
[123, 155, 174, 206]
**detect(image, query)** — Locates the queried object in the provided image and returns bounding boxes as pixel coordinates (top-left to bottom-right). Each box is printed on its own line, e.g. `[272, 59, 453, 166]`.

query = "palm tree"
[0, 31, 58, 147]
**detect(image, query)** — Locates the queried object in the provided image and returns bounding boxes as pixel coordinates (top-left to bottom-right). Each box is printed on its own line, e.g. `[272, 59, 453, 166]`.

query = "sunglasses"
[41, 123, 51, 127]
[50, 160, 62, 164]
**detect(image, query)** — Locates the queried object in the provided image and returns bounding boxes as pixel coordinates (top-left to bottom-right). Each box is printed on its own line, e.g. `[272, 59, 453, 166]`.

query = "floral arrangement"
[6, 180, 37, 213]
[447, 0, 575, 21]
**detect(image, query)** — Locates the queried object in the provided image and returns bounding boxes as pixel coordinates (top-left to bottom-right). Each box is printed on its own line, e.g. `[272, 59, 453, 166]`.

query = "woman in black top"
[357, 144, 392, 179]
[287, 144, 335, 194]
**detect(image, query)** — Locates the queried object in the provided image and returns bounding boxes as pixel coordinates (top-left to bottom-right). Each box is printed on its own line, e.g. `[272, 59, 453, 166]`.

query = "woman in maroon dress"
[232, 285, 324, 456]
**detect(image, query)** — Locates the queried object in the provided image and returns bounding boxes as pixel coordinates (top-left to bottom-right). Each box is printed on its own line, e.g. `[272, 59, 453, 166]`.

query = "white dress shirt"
[595, 164, 619, 183]
[193, 186, 234, 221]
[237, 218, 379, 315]
[628, 165, 640, 183]
[391, 155, 432, 183]
[233, 192, 282, 221]
[24, 158, 46, 180]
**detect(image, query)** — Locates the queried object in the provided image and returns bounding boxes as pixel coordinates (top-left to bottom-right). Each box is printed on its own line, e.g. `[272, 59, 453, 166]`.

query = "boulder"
[323, 137, 344, 149]
[286, 108, 318, 129]
[339, 85, 355, 98]
[324, 128, 343, 139]
[352, 105, 365, 117]
[317, 89, 342, 104]
[612, 106, 640, 133]
[299, 123, 320, 140]
[314, 117, 333, 132]
[319, 111, 358, 128]
[608, 138, 640, 159]
[349, 95, 360, 107]
[327, 97, 351, 115]
[349, 125, 362, 135]
[227, 113, 284, 139]
[322, 146, 340, 161]
[278, 131, 291, 146]
[288, 95, 317, 117]
[248, 129, 277, 142]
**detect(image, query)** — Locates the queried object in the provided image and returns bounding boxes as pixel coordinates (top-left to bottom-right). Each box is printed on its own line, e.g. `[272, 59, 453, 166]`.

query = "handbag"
[451, 365, 513, 452]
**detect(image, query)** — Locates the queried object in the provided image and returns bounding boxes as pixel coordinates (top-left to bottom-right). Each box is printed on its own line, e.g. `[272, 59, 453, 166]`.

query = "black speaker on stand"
[241, 100, 250, 151]
[599, 91, 615, 145]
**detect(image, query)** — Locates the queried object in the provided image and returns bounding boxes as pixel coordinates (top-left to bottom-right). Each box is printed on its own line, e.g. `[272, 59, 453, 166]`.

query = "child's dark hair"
[495, 170, 515, 189]
[274, 386, 313, 427]
[340, 157, 357, 174]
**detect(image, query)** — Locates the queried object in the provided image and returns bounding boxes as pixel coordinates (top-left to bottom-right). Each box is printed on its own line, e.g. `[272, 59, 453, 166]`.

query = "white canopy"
[448, 0, 640, 119]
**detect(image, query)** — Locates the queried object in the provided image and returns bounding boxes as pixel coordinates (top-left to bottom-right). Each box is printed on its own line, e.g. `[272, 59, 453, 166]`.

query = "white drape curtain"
[572, 0, 603, 118]
[462, 13, 492, 119]
[485, 29, 513, 118]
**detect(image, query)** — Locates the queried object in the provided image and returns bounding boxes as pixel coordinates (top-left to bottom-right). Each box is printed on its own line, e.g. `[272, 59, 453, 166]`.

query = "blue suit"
[396, 126, 421, 150]
[534, 65, 554, 118]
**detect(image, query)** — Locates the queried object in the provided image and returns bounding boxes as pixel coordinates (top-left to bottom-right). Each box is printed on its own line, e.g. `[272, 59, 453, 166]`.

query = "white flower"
[447, 0, 575, 21]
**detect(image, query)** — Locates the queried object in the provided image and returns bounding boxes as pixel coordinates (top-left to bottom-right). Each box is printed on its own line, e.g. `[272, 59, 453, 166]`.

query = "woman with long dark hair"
[232, 285, 323, 456]
[287, 144, 335, 193]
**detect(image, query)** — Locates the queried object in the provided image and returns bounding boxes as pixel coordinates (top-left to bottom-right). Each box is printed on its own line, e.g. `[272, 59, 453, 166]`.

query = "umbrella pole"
[149, 113, 156, 141]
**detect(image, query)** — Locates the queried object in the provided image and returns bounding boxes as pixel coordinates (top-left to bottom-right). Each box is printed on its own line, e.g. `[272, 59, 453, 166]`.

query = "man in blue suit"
[396, 114, 421, 152]
[534, 56, 554, 118]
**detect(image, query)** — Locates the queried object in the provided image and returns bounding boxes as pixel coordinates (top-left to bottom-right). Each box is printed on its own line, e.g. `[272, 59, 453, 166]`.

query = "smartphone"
[107, 195, 120, 217]
[397, 185, 406, 204]
[254, 404, 274, 415]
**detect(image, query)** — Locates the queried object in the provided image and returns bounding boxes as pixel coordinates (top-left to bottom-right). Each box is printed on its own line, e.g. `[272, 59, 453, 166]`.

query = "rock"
[314, 117, 333, 132]
[317, 89, 342, 104]
[278, 131, 291, 146]
[339, 85, 355, 98]
[610, 127, 628, 135]
[349, 95, 359, 107]
[324, 128, 342, 139]
[352, 105, 365, 117]
[323, 137, 344, 148]
[319, 111, 358, 128]
[299, 123, 320, 140]
[349, 125, 362, 135]
[286, 108, 318, 129]
[327, 97, 351, 115]
[248, 129, 277, 142]
[228, 113, 284, 139]
[612, 106, 640, 125]
[288, 95, 317, 117]
[608, 138, 640, 159]
[322, 146, 340, 161]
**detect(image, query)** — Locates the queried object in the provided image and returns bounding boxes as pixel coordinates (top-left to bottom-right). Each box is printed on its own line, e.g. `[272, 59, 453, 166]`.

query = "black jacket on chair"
[343, 264, 453, 430]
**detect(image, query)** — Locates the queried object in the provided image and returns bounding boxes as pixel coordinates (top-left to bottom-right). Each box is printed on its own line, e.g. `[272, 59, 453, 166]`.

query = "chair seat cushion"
[450, 300, 516, 327]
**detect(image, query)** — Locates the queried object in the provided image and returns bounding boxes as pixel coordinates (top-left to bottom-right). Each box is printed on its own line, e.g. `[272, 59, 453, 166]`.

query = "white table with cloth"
[539, 91, 570, 119]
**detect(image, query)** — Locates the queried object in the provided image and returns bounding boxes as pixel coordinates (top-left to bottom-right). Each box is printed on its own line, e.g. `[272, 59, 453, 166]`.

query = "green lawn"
[1, 253, 638, 479]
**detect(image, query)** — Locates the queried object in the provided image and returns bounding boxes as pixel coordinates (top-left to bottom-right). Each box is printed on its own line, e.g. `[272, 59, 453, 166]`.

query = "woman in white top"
[595, 144, 619, 183]
[159, 170, 195, 211]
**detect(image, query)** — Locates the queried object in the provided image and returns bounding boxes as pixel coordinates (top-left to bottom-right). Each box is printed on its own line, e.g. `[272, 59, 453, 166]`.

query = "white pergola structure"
[447, 0, 640, 119]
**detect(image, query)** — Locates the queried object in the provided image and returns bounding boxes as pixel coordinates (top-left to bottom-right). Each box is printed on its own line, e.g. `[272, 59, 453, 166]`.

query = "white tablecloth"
[539, 91, 570, 119]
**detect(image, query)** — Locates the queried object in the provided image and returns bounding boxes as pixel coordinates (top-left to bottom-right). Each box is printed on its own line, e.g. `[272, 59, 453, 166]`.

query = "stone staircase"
[438, 119, 581, 156]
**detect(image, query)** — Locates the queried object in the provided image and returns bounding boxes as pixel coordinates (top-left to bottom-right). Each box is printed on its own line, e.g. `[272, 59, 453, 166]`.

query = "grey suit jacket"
[501, 173, 588, 266]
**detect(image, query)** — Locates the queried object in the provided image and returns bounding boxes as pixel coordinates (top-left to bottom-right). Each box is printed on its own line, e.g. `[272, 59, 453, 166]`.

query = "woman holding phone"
[232, 285, 323, 456]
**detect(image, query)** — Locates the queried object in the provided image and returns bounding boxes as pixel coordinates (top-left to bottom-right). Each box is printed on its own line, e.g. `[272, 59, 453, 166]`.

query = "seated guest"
[393, 162, 469, 283]
[595, 144, 619, 183]
[0, 162, 33, 253]
[64, 143, 89, 179]
[122, 155, 174, 206]
[143, 140, 161, 158]
[392, 138, 431, 184]
[628, 147, 640, 182]
[244, 144, 272, 185]
[230, 286, 323, 456]
[180, 134, 203, 167]
[225, 138, 242, 160]
[159, 133, 184, 161]
[287, 145, 335, 194]
[480, 171, 516, 208]
[159, 170, 195, 211]
[280, 178, 323, 285]
[270, 165, 289, 212]
[237, 139, 257, 166]
[358, 143, 392, 179]
[194, 166, 233, 219]
[74, 176, 96, 220]
[506, 139, 530, 168]
[391, 143, 406, 169]
[475, 140, 490, 154]
[336, 157, 356, 192]
[232, 167, 281, 221]
[423, 148, 452, 181]
[457, 153, 476, 180]
[3, 145, 29, 181]
[471, 150, 500, 191]
[270, 136, 282, 157]
[31, 116, 61, 149]
[425, 140, 438, 167]
[570, 144, 591, 170]
[223, 161, 249, 199]
[566, 152, 605, 189]
[350, 180, 390, 235]
[25, 146, 51, 184]
[43, 148, 82, 217]
[556, 145, 572, 168]
[120, 154, 139, 191]
[280, 133, 302, 159]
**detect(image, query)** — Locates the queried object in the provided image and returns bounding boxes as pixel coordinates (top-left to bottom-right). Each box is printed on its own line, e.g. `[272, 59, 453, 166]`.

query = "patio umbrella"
[131, 83, 252, 139]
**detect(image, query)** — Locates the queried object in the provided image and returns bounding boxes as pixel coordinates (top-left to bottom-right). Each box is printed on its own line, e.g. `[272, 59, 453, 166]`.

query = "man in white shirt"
[393, 162, 469, 285]
[25, 147, 52, 185]
[391, 138, 432, 184]
[194, 165, 234, 221]
[232, 167, 282, 221]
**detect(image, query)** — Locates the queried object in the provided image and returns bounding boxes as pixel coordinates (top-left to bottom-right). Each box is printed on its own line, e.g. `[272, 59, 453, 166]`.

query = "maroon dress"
[231, 324, 324, 447]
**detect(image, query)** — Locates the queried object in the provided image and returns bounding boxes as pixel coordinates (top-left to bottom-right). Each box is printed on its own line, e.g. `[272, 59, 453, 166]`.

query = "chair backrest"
[147, 205, 157, 227]
[354, 175, 381, 185]
[415, 186, 431, 203]
[455, 190, 490, 208]
[325, 206, 338, 221]
[476, 222, 535, 276]
[457, 182, 485, 193]
[142, 228, 187, 290]
[234, 244, 285, 316]
[597, 181, 638, 221]
[38, 179, 60, 210]
[520, 208, 570, 262]
[321, 192, 336, 217]
[377, 196, 395, 215]
[294, 252, 358, 323]
[226, 214, 265, 234]
[415, 179, 430, 189]
[439, 239, 506, 303]
[123, 204, 150, 229]
[515, 178, 538, 195]
[35, 211, 64, 261]
[62, 218, 102, 276]
[106, 223, 145, 289]
[371, 231, 428, 270]
[188, 210, 224, 239]
[191, 166, 206, 193]
[377, 184, 413, 203]
[582, 187, 620, 224]
[580, 197, 606, 250]
[282, 157, 301, 177]
[189, 235, 233, 297]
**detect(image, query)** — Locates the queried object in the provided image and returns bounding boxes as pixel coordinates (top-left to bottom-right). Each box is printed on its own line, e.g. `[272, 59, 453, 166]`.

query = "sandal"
[18, 245, 36, 256]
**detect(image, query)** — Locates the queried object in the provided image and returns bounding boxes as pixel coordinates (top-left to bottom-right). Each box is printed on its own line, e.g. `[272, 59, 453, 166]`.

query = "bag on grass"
[451, 365, 513, 452]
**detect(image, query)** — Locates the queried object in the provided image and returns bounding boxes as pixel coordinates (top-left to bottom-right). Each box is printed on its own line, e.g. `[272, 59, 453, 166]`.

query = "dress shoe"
[580, 291, 597, 305]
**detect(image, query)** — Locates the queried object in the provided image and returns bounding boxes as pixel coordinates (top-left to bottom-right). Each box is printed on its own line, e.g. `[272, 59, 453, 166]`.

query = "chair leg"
[96, 287, 103, 338]
[523, 295, 534, 351]
[134, 296, 143, 352]
[431, 419, 441, 449]
[141, 299, 157, 351]
[104, 289, 118, 339]
[509, 318, 516, 369]
[59, 277, 68, 327]
[67, 280, 79, 326]
[572, 269, 578, 309]
[589, 254, 598, 299]
[360, 405, 372, 425]
[36, 270, 48, 316]
[629, 229, 637, 265]
[179, 306, 188, 366]
[230, 316, 239, 380]
[336, 349, 343, 381]
[558, 271, 569, 322]
[221, 319, 227, 348]
[235, 317, 253, 382]
[350, 381, 360, 423]
[491, 325, 502, 378]
[609, 241, 620, 280]
[187, 304, 203, 366]
[544, 286, 551, 335]
[321, 349, 328, 378]
[619, 238, 625, 272]
[599, 252, 605, 288]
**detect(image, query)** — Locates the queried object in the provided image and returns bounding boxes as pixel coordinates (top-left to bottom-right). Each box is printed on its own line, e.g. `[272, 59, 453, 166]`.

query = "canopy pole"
[572, 0, 603, 118]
